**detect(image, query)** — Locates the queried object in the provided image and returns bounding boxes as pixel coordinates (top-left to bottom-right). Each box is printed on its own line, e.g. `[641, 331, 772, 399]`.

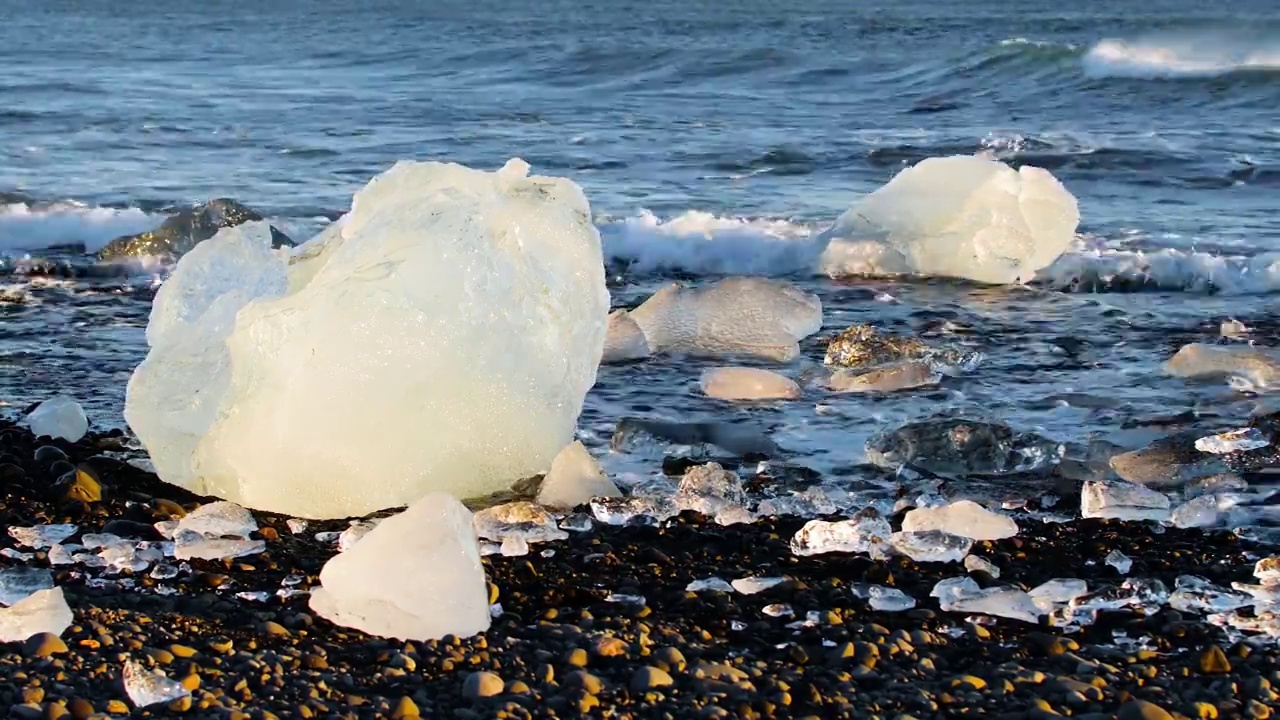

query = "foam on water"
[1083, 35, 1280, 79]
[599, 210, 819, 276]
[0, 201, 160, 253]
[1041, 248, 1280, 294]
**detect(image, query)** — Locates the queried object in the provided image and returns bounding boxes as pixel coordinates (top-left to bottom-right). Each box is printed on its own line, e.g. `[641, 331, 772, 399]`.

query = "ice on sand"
[0, 567, 54, 606]
[8, 524, 78, 549]
[1081, 481, 1171, 522]
[628, 277, 822, 362]
[537, 441, 621, 509]
[889, 531, 973, 563]
[675, 462, 746, 517]
[123, 660, 191, 708]
[791, 510, 892, 559]
[127, 159, 610, 519]
[700, 367, 801, 401]
[24, 396, 89, 442]
[932, 577, 1041, 623]
[901, 500, 1018, 540]
[817, 155, 1079, 285]
[1105, 549, 1133, 574]
[473, 502, 569, 546]
[172, 501, 264, 561]
[0, 588, 74, 643]
[868, 586, 916, 612]
[601, 310, 650, 364]
[310, 492, 490, 641]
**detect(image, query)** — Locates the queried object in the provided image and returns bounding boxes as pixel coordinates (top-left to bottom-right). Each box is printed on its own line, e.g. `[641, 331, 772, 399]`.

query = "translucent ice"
[756, 487, 840, 519]
[1067, 579, 1169, 624]
[1256, 557, 1280, 586]
[867, 416, 1064, 477]
[687, 577, 735, 593]
[123, 660, 191, 708]
[935, 580, 1041, 623]
[732, 576, 786, 595]
[601, 310, 650, 364]
[472, 502, 569, 546]
[868, 586, 916, 612]
[1029, 578, 1089, 612]
[1106, 550, 1133, 574]
[675, 462, 746, 517]
[1081, 481, 1171, 522]
[24, 395, 88, 442]
[628, 277, 822, 362]
[701, 367, 801, 401]
[818, 155, 1079, 285]
[828, 362, 941, 394]
[309, 492, 490, 640]
[0, 567, 54, 606]
[590, 495, 678, 526]
[1165, 343, 1280, 388]
[964, 555, 1001, 577]
[8, 524, 78, 549]
[889, 531, 973, 563]
[1171, 495, 1221, 528]
[174, 531, 265, 561]
[1169, 575, 1252, 614]
[338, 521, 379, 552]
[127, 159, 610, 518]
[177, 502, 258, 539]
[790, 510, 892, 559]
[0, 587, 73, 643]
[1196, 428, 1270, 454]
[901, 500, 1019, 540]
[537, 440, 621, 509]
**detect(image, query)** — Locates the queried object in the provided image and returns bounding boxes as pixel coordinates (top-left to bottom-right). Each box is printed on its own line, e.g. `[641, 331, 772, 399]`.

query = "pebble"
[463, 671, 505, 699]
[1199, 646, 1231, 674]
[1119, 699, 1176, 720]
[23, 632, 69, 658]
[631, 666, 675, 692]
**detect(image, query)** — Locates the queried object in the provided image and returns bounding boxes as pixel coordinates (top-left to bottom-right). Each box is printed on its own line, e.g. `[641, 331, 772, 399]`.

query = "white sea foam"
[599, 210, 821, 276]
[1083, 36, 1280, 79]
[0, 201, 161, 253]
[1040, 248, 1280, 295]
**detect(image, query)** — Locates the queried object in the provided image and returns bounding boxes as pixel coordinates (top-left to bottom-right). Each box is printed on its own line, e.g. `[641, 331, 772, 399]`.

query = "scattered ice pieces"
[338, 521, 379, 552]
[762, 603, 793, 618]
[1171, 495, 1221, 529]
[123, 660, 191, 708]
[537, 440, 621, 509]
[791, 510, 892, 559]
[309, 492, 490, 641]
[1081, 481, 1171, 522]
[1066, 579, 1170, 626]
[936, 580, 1042, 623]
[286, 519, 309, 535]
[675, 462, 746, 517]
[1, 549, 33, 561]
[0, 587, 73, 643]
[732, 576, 786, 595]
[24, 395, 89, 442]
[0, 567, 54, 606]
[868, 586, 916, 612]
[901, 500, 1018, 541]
[601, 309, 650, 364]
[1106, 550, 1133, 574]
[686, 578, 734, 593]
[605, 593, 646, 605]
[1196, 427, 1269, 455]
[700, 367, 801, 401]
[559, 513, 594, 533]
[473, 502, 569, 546]
[889, 531, 973, 563]
[1169, 575, 1253, 615]
[8, 524, 78, 549]
[964, 555, 1000, 577]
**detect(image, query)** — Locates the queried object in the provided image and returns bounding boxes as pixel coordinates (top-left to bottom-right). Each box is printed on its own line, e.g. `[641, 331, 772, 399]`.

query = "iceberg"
[309, 492, 490, 641]
[24, 396, 89, 442]
[628, 277, 822, 362]
[818, 155, 1079, 285]
[126, 159, 610, 518]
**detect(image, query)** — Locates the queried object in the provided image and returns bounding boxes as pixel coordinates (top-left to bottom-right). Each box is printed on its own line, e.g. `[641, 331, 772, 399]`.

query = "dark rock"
[1118, 699, 1175, 720]
[630, 666, 674, 692]
[22, 632, 68, 658]
[462, 671, 505, 699]
[100, 519, 160, 540]
[96, 198, 294, 261]
[33, 446, 68, 465]
[611, 418, 778, 457]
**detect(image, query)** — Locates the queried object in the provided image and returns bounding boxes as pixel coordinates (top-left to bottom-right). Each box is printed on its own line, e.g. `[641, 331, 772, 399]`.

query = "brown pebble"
[104, 701, 129, 715]
[463, 671, 505, 699]
[24, 632, 69, 658]
[260, 526, 279, 541]
[630, 666, 674, 692]
[566, 648, 589, 667]
[565, 670, 606, 694]
[45, 701, 70, 720]
[594, 636, 628, 658]
[390, 696, 419, 719]
[169, 644, 197, 659]
[68, 699, 94, 720]
[262, 621, 291, 638]
[1199, 646, 1231, 675]
[1118, 699, 1175, 720]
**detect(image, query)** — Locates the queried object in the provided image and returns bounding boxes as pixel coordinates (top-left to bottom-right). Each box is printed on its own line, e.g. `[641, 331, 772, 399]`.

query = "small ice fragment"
[286, 519, 309, 535]
[338, 520, 378, 552]
[715, 506, 756, 526]
[153, 520, 179, 540]
[1106, 550, 1133, 574]
[732, 576, 786, 595]
[590, 495, 678, 526]
[560, 513, 594, 532]
[1029, 578, 1089, 605]
[1185, 474, 1247, 498]
[889, 531, 973, 563]
[1256, 557, 1280, 587]
[0, 567, 54, 606]
[869, 586, 916, 612]
[756, 486, 840, 519]
[1196, 428, 1269, 455]
[236, 591, 271, 603]
[1172, 495, 1221, 529]
[488, 603, 504, 618]
[500, 536, 530, 557]
[47, 544, 79, 566]
[790, 509, 892, 559]
[964, 555, 1000, 577]
[1169, 575, 1252, 614]
[1081, 481, 1171, 522]
[473, 502, 569, 545]
[314, 531, 342, 544]
[687, 577, 735, 593]
[606, 593, 646, 605]
[540, 548, 555, 558]
[479, 542, 502, 557]
[1222, 319, 1249, 338]
[731, 620, 747, 631]
[901, 500, 1018, 540]
[173, 530, 265, 561]
[0, 549, 33, 561]
[24, 395, 88, 442]
[700, 367, 801, 401]
[150, 564, 180, 580]
[123, 660, 191, 708]
[601, 309, 650, 364]
[939, 584, 1042, 623]
[538, 440, 621, 509]
[675, 462, 746, 517]
[0, 587, 73, 642]
[762, 603, 793, 618]
[176, 501, 258, 539]
[81, 533, 128, 550]
[8, 524, 78, 549]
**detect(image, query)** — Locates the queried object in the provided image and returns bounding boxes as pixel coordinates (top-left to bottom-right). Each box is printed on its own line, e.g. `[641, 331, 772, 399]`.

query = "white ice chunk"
[173, 531, 265, 561]
[338, 520, 379, 552]
[889, 531, 973, 563]
[940, 585, 1042, 623]
[286, 519, 309, 535]
[0, 587, 73, 643]
[127, 159, 610, 519]
[0, 567, 54, 606]
[629, 278, 822, 362]
[1169, 575, 1252, 614]
[714, 505, 757, 526]
[590, 495, 678, 526]
[47, 545, 80, 566]
[472, 501, 568, 546]
[1171, 495, 1221, 528]
[1196, 427, 1269, 454]
[1029, 578, 1089, 605]
[687, 577, 734, 593]
[756, 487, 840, 519]
[868, 586, 916, 612]
[176, 501, 258, 539]
[24, 395, 88, 442]
[901, 500, 1018, 540]
[675, 462, 746, 517]
[309, 492, 490, 640]
[601, 310, 650, 364]
[791, 510, 892, 559]
[732, 576, 786, 595]
[123, 660, 191, 708]
[1164, 343, 1280, 388]
[700, 367, 801, 401]
[818, 155, 1079, 285]
[932, 576, 981, 602]
[537, 440, 621, 509]
[762, 603, 793, 618]
[8, 524, 78, 549]
[1106, 550, 1133, 574]
[964, 555, 1001, 577]
[1081, 481, 1171, 522]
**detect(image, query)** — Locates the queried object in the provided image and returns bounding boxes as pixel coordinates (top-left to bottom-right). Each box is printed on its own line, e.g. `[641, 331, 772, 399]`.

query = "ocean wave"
[1039, 248, 1280, 295]
[599, 210, 821, 276]
[0, 200, 161, 254]
[1082, 36, 1280, 79]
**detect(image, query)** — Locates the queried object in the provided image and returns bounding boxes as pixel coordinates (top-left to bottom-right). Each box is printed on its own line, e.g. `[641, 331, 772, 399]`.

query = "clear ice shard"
[1196, 428, 1269, 454]
[889, 531, 973, 563]
[8, 524, 78, 549]
[601, 310, 650, 364]
[701, 367, 801, 401]
[790, 509, 892, 559]
[1171, 495, 1220, 529]
[537, 440, 621, 510]
[817, 155, 1079, 285]
[1106, 550, 1133, 574]
[964, 555, 1000, 577]
[687, 577, 735, 593]
[628, 277, 823, 362]
[1029, 578, 1089, 604]
[24, 395, 89, 442]
[472, 502, 569, 546]
[1169, 575, 1252, 614]
[675, 462, 746, 517]
[935, 580, 1041, 623]
[309, 492, 491, 641]
[866, 416, 1064, 477]
[901, 500, 1018, 540]
[590, 495, 678, 526]
[123, 660, 191, 708]
[338, 521, 379, 552]
[0, 587, 74, 643]
[174, 532, 265, 562]
[0, 567, 54, 606]
[732, 576, 786, 595]
[127, 159, 610, 519]
[171, 501, 264, 561]
[756, 487, 840, 519]
[868, 586, 916, 612]
[1065, 579, 1169, 627]
[1081, 481, 1171, 522]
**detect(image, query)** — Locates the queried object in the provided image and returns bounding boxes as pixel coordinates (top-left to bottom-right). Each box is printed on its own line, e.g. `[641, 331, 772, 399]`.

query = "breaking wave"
[0, 199, 160, 253]
[1082, 35, 1280, 79]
